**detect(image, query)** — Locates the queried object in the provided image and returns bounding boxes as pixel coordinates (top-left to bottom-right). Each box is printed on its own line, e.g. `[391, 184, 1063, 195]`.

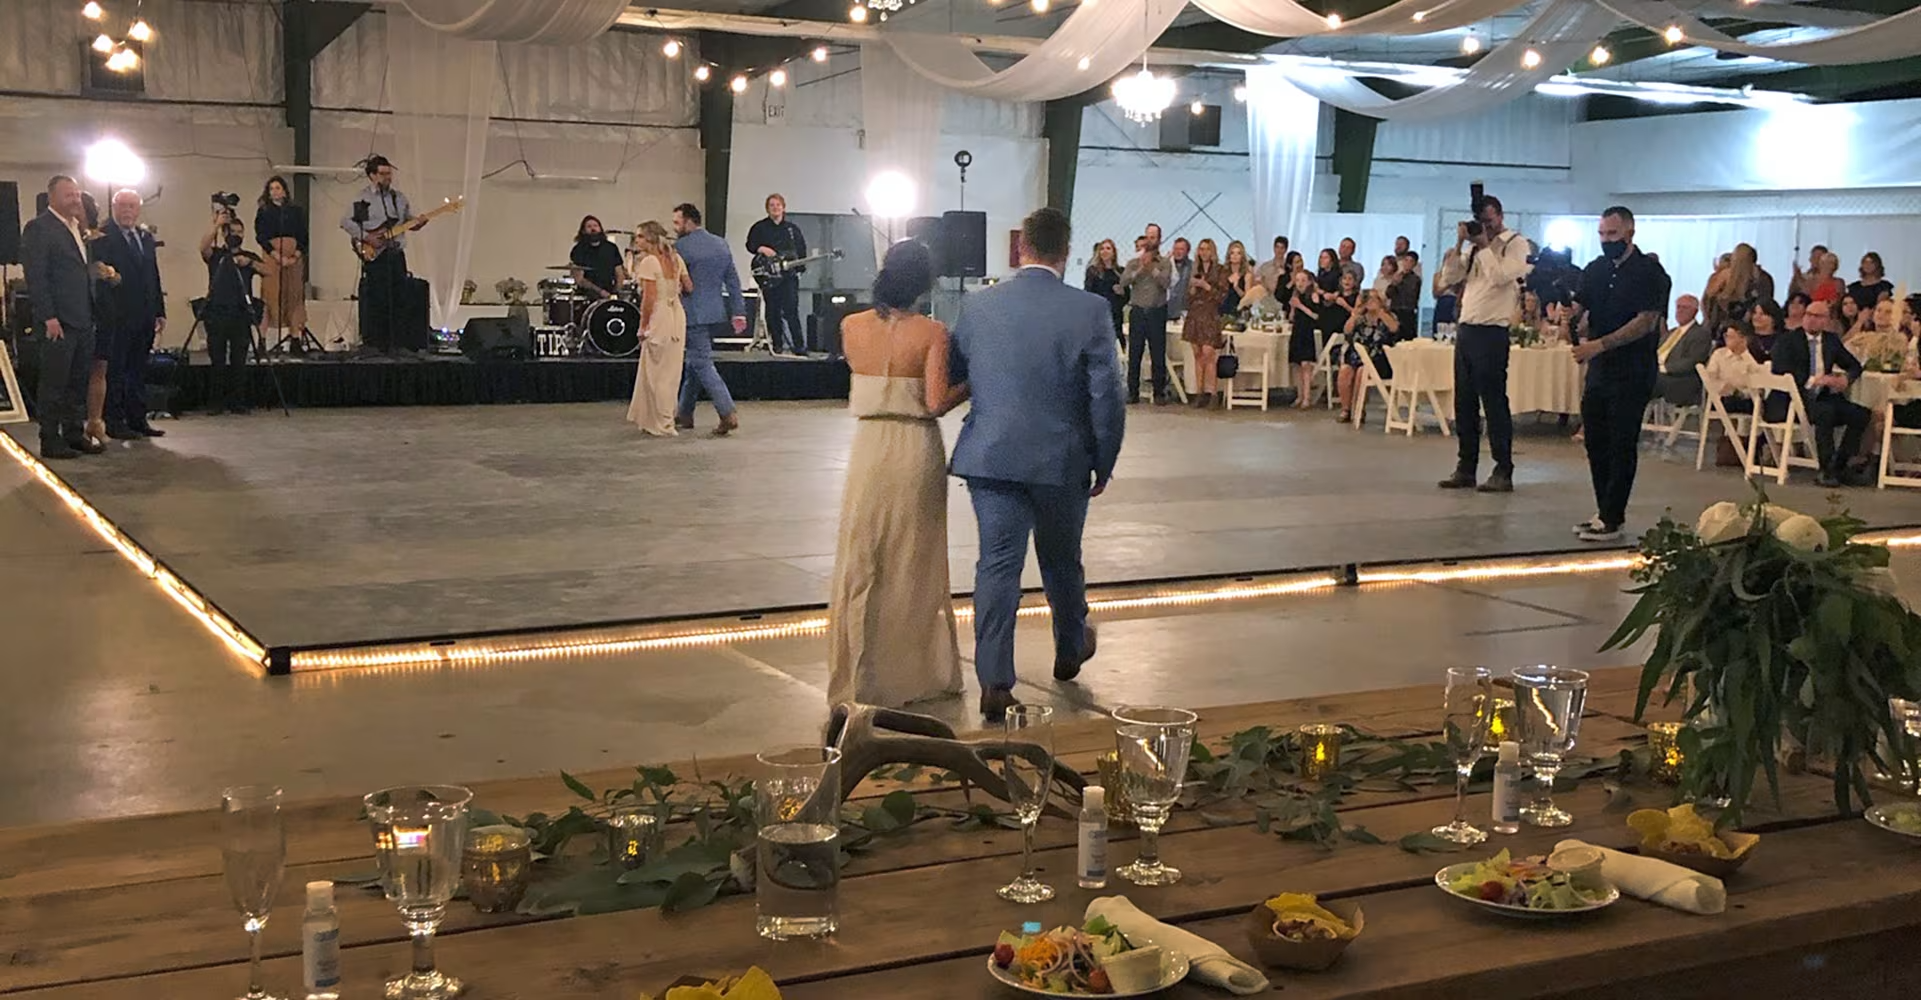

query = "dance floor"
[8, 401, 1917, 649]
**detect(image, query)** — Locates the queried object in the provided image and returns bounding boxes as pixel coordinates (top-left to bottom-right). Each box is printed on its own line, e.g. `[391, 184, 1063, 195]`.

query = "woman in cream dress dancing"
[825, 241, 969, 708]
[626, 221, 687, 436]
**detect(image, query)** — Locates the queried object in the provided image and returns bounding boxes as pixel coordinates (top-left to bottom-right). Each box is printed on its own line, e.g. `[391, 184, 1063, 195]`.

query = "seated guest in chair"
[1769, 300, 1871, 488]
[1654, 294, 1712, 408]
[1747, 298, 1786, 363]
[1704, 323, 1767, 413]
[1337, 291, 1405, 424]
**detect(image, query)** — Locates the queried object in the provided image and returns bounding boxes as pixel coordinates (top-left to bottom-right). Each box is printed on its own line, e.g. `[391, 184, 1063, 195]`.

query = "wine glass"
[997, 705, 1056, 903]
[1113, 705, 1198, 887]
[222, 785, 287, 1000]
[1511, 666, 1589, 828]
[365, 785, 473, 1000]
[1884, 697, 1921, 791]
[1432, 667, 1493, 844]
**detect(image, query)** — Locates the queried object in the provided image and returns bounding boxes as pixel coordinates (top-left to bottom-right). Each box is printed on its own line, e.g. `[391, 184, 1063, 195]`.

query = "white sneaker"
[1578, 525, 1625, 543]
[1572, 516, 1605, 535]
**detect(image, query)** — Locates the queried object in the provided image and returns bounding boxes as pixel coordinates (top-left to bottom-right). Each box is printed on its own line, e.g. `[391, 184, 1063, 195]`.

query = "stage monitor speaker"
[0, 181, 18, 266]
[904, 215, 946, 275]
[810, 291, 865, 358]
[939, 210, 987, 278]
[460, 314, 534, 361]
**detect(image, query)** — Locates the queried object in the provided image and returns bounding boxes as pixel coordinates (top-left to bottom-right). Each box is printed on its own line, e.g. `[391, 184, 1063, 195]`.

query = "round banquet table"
[1382, 340, 1585, 420]
[1850, 372, 1918, 413]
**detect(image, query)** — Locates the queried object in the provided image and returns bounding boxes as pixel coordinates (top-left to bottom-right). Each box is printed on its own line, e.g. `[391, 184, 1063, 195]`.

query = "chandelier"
[1112, 67, 1176, 125]
[860, 0, 912, 20]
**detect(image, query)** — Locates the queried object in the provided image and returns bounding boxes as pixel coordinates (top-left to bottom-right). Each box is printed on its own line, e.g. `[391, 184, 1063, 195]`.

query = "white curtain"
[1244, 65, 1319, 256]
[1599, 0, 1921, 65]
[1197, 0, 1523, 39]
[388, 12, 494, 329]
[860, 44, 946, 262]
[884, 0, 1187, 102]
[399, 0, 626, 43]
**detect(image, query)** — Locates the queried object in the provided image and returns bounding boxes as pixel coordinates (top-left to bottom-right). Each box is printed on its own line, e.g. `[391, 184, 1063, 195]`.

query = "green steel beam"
[282, 2, 369, 210]
[1043, 98, 1084, 215]
[1331, 107, 1379, 213]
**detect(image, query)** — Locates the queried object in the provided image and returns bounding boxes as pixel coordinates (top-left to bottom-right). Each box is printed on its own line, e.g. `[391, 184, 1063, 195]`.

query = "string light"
[127, 17, 151, 41]
[848, 3, 868, 21]
[92, 32, 113, 52]
[1521, 47, 1543, 69]
[811, 45, 829, 62]
[1590, 44, 1610, 65]
[1325, 12, 1342, 28]
[82, 0, 103, 18]
[1076, 56, 1091, 71]
[768, 68, 787, 88]
[106, 46, 139, 72]
[1232, 83, 1247, 102]
[1190, 99, 1204, 115]
[694, 64, 711, 82]
[1031, 0, 1048, 12]
[661, 38, 681, 58]
[1665, 24, 1684, 43]
[1460, 33, 1481, 54]
[729, 74, 747, 93]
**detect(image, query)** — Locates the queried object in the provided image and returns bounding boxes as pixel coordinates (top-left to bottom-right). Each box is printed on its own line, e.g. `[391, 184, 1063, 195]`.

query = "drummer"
[569, 215, 628, 300]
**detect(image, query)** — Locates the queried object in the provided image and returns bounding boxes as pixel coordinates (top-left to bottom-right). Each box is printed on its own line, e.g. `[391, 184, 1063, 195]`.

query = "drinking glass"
[1432, 667, 1493, 845]
[997, 705, 1057, 903]
[222, 785, 287, 1000]
[1884, 697, 1921, 791]
[1113, 706, 1198, 887]
[755, 746, 842, 940]
[365, 785, 473, 1000]
[1511, 666, 1589, 828]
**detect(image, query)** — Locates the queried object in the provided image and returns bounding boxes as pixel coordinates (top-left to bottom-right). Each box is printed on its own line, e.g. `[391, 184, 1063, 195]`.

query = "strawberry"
[992, 942, 1015, 969]
[1478, 880, 1507, 902]
[1087, 968, 1113, 994]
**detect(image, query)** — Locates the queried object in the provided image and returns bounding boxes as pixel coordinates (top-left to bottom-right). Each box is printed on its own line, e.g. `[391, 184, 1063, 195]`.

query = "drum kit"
[534, 265, 642, 358]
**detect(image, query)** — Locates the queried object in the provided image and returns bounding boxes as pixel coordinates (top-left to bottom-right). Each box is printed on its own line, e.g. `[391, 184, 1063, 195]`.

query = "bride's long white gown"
[625, 252, 685, 436]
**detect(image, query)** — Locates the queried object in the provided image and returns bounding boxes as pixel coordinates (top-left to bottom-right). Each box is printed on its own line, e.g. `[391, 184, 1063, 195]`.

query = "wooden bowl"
[1243, 899, 1364, 972]
[1645, 831, 1759, 879]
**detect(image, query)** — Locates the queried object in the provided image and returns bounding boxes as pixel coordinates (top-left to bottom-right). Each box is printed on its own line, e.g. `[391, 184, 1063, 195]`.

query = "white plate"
[1865, 804, 1921, 839]
[1434, 862, 1620, 920]
[987, 949, 1189, 997]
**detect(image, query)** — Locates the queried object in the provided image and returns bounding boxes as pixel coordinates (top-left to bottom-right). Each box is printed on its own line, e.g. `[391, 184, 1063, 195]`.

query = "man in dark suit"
[1770, 299, 1871, 488]
[22, 175, 102, 460]
[91, 189, 167, 438]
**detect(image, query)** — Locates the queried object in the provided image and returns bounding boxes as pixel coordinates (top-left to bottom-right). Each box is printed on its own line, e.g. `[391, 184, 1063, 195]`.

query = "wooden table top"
[7, 666, 1918, 999]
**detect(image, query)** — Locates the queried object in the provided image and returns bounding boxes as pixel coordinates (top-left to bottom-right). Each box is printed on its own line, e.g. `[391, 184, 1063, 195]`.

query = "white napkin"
[1555, 838, 1726, 915]
[1084, 896, 1271, 996]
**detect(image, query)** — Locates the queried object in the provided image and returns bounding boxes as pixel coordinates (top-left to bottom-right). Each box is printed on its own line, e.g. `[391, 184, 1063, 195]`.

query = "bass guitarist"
[745, 192, 808, 356]
[338, 155, 426, 354]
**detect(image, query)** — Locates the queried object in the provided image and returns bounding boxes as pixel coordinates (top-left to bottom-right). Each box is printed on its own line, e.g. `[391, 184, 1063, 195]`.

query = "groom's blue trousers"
[964, 476, 1091, 693]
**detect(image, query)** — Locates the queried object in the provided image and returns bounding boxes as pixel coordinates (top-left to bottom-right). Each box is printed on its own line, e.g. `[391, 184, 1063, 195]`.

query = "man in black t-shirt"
[198, 214, 261, 415]
[1569, 206, 1670, 543]
[568, 215, 628, 300]
[745, 193, 809, 355]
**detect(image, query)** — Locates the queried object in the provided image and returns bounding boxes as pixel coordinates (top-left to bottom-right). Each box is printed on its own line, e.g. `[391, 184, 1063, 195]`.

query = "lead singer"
[1436, 195, 1532, 493]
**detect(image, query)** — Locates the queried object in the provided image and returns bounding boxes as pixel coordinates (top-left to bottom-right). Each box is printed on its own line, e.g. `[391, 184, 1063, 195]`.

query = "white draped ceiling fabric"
[1244, 65, 1319, 260]
[860, 44, 946, 261]
[1597, 0, 1921, 65]
[398, 0, 626, 43]
[388, 12, 495, 329]
[883, 0, 1187, 102]
[1196, 0, 1520, 39]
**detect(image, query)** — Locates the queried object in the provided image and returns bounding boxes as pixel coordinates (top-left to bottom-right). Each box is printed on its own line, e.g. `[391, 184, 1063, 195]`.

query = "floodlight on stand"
[84, 137, 145, 186]
[1460, 33, 1481, 54]
[1664, 24, 1684, 43]
[864, 170, 916, 220]
[92, 33, 113, 52]
[812, 45, 829, 62]
[128, 18, 151, 41]
[82, 0, 103, 19]
[1521, 47, 1542, 69]
[769, 68, 787, 88]
[661, 38, 681, 58]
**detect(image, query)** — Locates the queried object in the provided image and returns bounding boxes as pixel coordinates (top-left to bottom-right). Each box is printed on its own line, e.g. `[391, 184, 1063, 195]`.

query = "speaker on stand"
[0, 180, 19, 341]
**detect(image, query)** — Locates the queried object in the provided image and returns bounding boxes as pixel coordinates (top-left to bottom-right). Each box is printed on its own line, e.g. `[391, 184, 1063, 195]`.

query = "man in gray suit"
[1654, 294, 1712, 407]
[950, 207, 1127, 721]
[22, 175, 102, 460]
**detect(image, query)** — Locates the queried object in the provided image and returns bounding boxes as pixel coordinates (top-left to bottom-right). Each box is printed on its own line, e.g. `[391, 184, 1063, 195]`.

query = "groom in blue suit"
[950, 207, 1127, 721]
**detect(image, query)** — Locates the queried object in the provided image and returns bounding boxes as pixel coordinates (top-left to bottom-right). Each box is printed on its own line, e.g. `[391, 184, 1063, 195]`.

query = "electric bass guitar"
[751, 248, 842, 284]
[352, 196, 465, 262]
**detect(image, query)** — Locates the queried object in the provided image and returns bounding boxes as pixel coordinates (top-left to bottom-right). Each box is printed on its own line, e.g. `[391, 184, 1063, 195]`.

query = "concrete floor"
[8, 401, 1914, 649]
[6, 432, 1919, 828]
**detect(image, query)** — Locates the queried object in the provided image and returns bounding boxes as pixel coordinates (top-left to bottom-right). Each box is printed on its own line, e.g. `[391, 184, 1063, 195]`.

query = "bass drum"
[582, 298, 641, 357]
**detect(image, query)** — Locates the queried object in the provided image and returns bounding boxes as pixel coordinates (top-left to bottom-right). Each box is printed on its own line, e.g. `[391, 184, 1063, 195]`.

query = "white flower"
[1759, 503, 1800, 530]
[1696, 501, 1748, 544]
[1774, 514, 1829, 552]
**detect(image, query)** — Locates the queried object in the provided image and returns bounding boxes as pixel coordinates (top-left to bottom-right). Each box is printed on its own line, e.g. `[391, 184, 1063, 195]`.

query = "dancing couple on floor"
[826, 208, 1128, 722]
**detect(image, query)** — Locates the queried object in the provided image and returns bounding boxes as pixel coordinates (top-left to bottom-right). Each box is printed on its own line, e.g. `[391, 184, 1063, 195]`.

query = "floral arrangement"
[495, 277, 529, 304]
[1603, 492, 1921, 824]
[1508, 323, 1541, 349]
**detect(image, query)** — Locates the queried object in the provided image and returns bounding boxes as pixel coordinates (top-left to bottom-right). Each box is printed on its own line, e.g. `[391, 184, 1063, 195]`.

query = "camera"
[212, 192, 240, 208]
[1460, 182, 1488, 239]
[1525, 246, 1581, 306]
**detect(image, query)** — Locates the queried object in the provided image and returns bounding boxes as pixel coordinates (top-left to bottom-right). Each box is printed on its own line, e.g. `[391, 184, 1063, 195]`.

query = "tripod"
[181, 296, 291, 418]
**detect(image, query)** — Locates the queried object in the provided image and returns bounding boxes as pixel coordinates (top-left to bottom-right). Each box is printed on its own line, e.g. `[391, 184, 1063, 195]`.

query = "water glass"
[997, 705, 1057, 903]
[755, 746, 842, 940]
[1882, 697, 1921, 791]
[1511, 666, 1589, 828]
[1113, 706, 1198, 887]
[1432, 667, 1493, 845]
[365, 785, 473, 999]
[222, 785, 287, 1000]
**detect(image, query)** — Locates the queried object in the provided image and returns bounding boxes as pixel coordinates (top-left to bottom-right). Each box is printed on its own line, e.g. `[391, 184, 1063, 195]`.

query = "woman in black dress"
[1083, 239, 1126, 346]
[1284, 269, 1321, 409]
[1308, 268, 1360, 410]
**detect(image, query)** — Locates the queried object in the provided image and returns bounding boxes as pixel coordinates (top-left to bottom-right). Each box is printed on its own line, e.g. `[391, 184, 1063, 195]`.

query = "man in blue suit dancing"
[949, 207, 1127, 721]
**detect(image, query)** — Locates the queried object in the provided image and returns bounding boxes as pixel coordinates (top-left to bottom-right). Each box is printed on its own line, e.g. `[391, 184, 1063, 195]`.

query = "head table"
[1385, 340, 1586, 427]
[8, 666, 1920, 999]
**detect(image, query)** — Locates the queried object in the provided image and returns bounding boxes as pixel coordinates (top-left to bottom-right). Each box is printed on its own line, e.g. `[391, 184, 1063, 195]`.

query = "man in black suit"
[22, 175, 102, 460]
[91, 189, 167, 438]
[1770, 299, 1871, 488]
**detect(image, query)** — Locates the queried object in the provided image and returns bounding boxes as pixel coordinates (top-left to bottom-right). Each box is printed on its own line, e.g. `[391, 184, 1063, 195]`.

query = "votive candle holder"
[1299, 724, 1344, 782]
[462, 825, 533, 913]
[1648, 722, 1686, 784]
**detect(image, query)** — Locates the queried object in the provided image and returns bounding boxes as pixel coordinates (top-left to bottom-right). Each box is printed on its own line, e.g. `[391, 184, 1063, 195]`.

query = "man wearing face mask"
[1566, 206, 1670, 543]
[569, 215, 628, 300]
[199, 209, 262, 415]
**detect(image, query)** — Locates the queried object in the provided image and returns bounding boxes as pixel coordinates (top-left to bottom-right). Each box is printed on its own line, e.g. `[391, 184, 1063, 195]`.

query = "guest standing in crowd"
[91, 189, 166, 440]
[1703, 242, 1766, 332]
[1182, 238, 1228, 409]
[1432, 266, 1461, 337]
[1121, 233, 1173, 405]
[198, 209, 260, 416]
[1167, 237, 1193, 321]
[1337, 237, 1366, 288]
[1388, 251, 1422, 339]
[1804, 250, 1846, 305]
[1084, 239, 1126, 347]
[1748, 298, 1787, 362]
[1653, 294, 1711, 408]
[1787, 244, 1829, 300]
[826, 240, 967, 709]
[624, 221, 687, 437]
[1284, 270, 1321, 407]
[950, 207, 1124, 721]
[1338, 290, 1405, 424]
[1316, 270, 1361, 410]
[1223, 240, 1256, 321]
[254, 176, 308, 348]
[1371, 254, 1399, 298]
[1314, 247, 1341, 302]
[1848, 252, 1894, 312]
[1772, 299, 1870, 488]
[1437, 195, 1533, 493]
[1253, 236, 1288, 311]
[22, 176, 102, 459]
[1569, 206, 1670, 543]
[670, 203, 744, 436]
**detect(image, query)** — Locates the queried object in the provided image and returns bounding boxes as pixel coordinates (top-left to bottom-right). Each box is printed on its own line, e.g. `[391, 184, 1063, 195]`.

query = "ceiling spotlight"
[92, 32, 113, 52]
[82, 1, 103, 19]
[848, 3, 868, 21]
[811, 45, 829, 62]
[1521, 47, 1542, 69]
[1076, 55, 1091, 71]
[128, 18, 151, 41]
[769, 68, 787, 88]
[730, 74, 748, 93]
[662, 38, 681, 58]
[1590, 44, 1610, 65]
[1232, 83, 1247, 102]
[1412, 9, 1426, 21]
[1190, 99, 1204, 115]
[1031, 0, 1048, 11]
[1664, 24, 1684, 44]
[1325, 12, 1342, 28]
[1460, 34, 1481, 54]
[694, 64, 711, 82]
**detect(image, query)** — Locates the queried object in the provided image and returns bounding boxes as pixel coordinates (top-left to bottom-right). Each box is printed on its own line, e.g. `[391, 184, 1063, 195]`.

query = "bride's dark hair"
[874, 239, 933, 317]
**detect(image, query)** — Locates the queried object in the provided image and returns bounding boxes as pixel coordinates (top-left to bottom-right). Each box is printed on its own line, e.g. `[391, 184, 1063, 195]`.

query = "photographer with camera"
[199, 204, 261, 415]
[1436, 191, 1533, 493]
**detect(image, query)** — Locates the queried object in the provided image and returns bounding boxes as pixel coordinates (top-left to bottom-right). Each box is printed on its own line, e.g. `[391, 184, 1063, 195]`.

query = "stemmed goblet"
[1432, 667, 1493, 845]
[365, 785, 473, 999]
[1113, 705, 1198, 887]
[222, 785, 287, 1000]
[1512, 666, 1589, 828]
[997, 705, 1057, 903]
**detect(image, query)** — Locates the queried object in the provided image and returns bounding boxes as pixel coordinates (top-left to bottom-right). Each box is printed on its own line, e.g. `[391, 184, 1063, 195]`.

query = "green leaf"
[1817, 593, 1854, 642]
[860, 804, 901, 833]
[1397, 831, 1467, 855]
[560, 770, 598, 802]
[881, 789, 918, 825]
[660, 872, 725, 913]
[1342, 825, 1382, 845]
[635, 765, 679, 788]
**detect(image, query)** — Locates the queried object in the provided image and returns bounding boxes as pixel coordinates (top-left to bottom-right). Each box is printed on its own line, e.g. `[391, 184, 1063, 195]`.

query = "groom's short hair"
[1022, 207, 1071, 262]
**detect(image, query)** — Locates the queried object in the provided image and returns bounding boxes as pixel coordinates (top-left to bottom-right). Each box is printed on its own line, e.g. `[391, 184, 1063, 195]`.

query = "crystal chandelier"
[860, 0, 911, 20]
[1112, 66, 1176, 125]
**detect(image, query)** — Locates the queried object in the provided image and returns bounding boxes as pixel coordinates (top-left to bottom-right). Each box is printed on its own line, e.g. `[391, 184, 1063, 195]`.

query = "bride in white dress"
[826, 241, 970, 708]
[625, 221, 687, 436]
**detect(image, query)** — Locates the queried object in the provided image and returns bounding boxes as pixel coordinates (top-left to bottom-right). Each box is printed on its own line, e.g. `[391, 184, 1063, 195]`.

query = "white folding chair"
[1642, 393, 1702, 450]
[1694, 363, 1753, 472]
[1744, 372, 1821, 484]
[1313, 333, 1342, 410]
[1878, 390, 1921, 489]
[1224, 335, 1271, 412]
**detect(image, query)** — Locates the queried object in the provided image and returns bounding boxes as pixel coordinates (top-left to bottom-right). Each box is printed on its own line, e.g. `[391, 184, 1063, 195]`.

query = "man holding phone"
[1435, 192, 1532, 493]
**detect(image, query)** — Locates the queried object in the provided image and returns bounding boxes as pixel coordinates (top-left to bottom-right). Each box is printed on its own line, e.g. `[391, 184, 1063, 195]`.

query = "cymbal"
[543, 264, 576, 270]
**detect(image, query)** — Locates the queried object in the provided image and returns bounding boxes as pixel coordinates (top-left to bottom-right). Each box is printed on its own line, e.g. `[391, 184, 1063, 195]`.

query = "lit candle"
[1299, 724, 1344, 781]
[1484, 698, 1518, 752]
[1094, 751, 1134, 825]
[462, 825, 533, 913]
[607, 807, 660, 869]
[1647, 722, 1685, 783]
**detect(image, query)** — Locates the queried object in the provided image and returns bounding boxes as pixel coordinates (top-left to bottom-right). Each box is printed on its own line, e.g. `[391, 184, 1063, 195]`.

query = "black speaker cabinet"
[460, 314, 534, 361]
[940, 210, 987, 278]
[810, 291, 866, 358]
[905, 216, 946, 276]
[0, 181, 19, 266]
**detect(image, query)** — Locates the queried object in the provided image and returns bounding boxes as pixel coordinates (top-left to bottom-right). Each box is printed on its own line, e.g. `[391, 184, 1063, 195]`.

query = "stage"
[10, 401, 1918, 662]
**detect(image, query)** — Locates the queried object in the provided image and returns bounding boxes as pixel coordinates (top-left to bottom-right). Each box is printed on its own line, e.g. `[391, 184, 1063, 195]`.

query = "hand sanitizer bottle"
[301, 880, 341, 1000]
[1078, 786, 1109, 889]
[1491, 741, 1522, 835]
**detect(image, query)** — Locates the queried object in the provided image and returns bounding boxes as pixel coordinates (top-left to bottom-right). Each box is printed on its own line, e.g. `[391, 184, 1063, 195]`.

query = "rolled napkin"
[1084, 896, 1272, 995]
[1554, 838, 1726, 915]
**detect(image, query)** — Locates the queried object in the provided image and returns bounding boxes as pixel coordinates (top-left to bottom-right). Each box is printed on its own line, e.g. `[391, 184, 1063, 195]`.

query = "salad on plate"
[1442, 849, 1614, 911]
[990, 916, 1166, 995]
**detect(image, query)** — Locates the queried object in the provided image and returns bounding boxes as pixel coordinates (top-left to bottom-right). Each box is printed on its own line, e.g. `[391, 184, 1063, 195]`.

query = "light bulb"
[848, 3, 868, 21]
[92, 32, 113, 52]
[1031, 0, 1048, 11]
[769, 68, 787, 88]
[1461, 34, 1481, 54]
[1076, 56, 1090, 71]
[1590, 44, 1610, 65]
[82, 1, 103, 19]
[729, 74, 747, 94]
[128, 18, 150, 41]
[1190, 99, 1204, 115]
[811, 45, 829, 62]
[1521, 48, 1542, 69]
[1325, 12, 1342, 28]
[1664, 24, 1684, 43]
[1412, 9, 1426, 21]
[662, 38, 681, 58]
[694, 64, 711, 82]
[1232, 83, 1247, 102]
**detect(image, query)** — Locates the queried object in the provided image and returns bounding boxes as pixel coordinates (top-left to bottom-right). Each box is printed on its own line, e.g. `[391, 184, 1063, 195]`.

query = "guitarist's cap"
[360, 154, 393, 177]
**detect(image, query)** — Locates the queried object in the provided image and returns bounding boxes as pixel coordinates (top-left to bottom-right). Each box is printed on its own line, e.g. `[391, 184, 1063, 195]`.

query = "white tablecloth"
[1165, 320, 1284, 397]
[1384, 340, 1585, 416]
[1851, 372, 1919, 412]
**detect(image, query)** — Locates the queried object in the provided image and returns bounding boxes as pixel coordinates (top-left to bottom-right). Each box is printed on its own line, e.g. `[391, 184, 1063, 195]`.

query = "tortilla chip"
[723, 968, 781, 1000]
[1264, 893, 1356, 939]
